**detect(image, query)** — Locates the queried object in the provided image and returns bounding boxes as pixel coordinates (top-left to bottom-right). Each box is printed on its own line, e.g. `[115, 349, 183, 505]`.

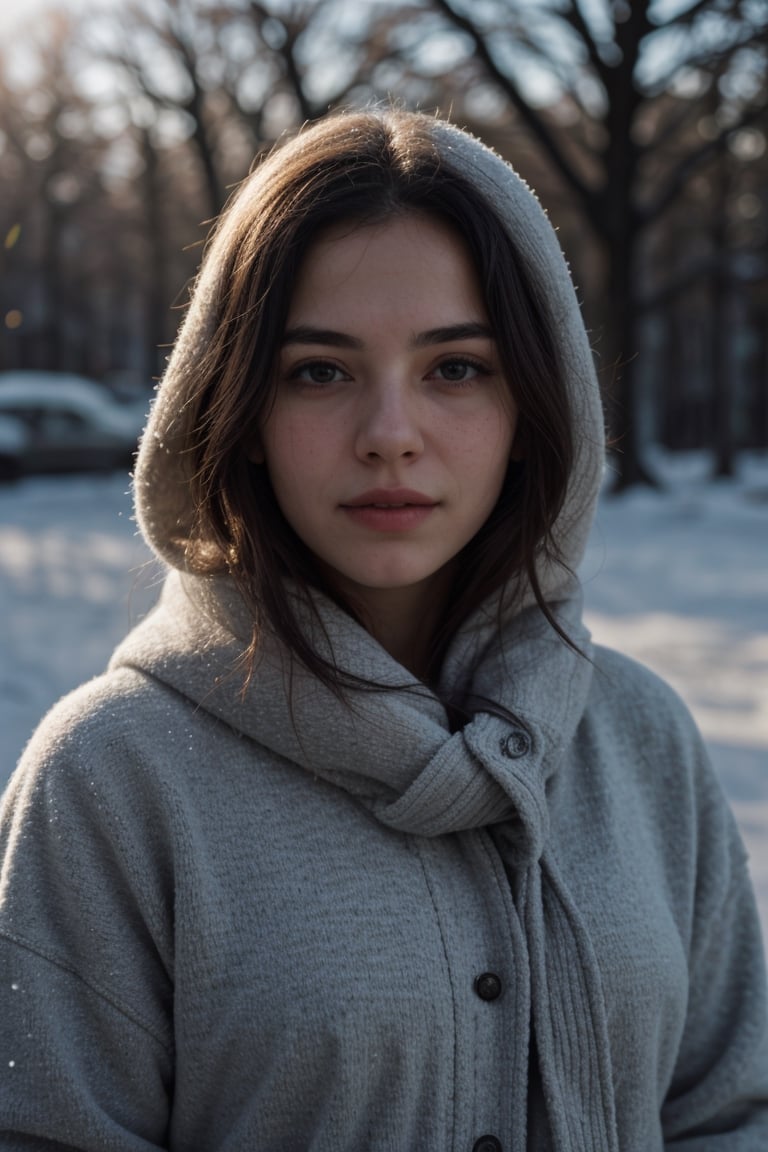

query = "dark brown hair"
[185, 108, 573, 695]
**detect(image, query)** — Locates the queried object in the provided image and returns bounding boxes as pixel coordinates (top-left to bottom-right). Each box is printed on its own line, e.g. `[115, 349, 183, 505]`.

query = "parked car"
[0, 372, 148, 479]
[0, 413, 29, 481]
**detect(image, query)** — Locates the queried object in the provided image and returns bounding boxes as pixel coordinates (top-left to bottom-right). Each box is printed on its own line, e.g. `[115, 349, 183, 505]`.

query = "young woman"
[1, 109, 766, 1151]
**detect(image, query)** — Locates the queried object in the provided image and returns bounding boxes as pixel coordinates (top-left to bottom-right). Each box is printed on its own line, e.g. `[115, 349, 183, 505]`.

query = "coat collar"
[112, 568, 593, 847]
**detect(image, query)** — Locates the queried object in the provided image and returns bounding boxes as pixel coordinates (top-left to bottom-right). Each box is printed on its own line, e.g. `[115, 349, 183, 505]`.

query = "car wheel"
[0, 454, 22, 483]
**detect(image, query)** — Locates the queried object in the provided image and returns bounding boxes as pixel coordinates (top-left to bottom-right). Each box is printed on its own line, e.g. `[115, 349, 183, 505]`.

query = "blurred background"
[1, 0, 767, 479]
[0, 0, 766, 926]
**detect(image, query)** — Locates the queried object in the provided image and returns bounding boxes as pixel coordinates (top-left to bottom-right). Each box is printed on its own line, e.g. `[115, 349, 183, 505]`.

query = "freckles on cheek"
[459, 415, 514, 459]
[453, 423, 513, 501]
[274, 420, 318, 471]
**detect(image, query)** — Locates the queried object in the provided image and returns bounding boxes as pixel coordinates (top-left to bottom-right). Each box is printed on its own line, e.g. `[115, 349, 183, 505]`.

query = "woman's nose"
[354, 382, 424, 462]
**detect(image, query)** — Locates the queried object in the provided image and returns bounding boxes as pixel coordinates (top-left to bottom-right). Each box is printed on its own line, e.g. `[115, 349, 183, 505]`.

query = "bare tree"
[92, 0, 231, 217]
[0, 13, 127, 377]
[91, 0, 399, 218]
[5, 0, 763, 444]
[76, 0, 410, 373]
[382, 0, 768, 486]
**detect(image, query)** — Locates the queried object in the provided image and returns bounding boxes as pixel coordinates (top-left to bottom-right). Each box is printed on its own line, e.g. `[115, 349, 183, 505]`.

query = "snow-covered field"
[582, 452, 768, 941]
[1, 452, 767, 936]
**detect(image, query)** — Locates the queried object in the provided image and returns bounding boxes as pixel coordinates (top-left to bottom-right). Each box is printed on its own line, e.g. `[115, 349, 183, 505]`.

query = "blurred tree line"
[0, 0, 766, 486]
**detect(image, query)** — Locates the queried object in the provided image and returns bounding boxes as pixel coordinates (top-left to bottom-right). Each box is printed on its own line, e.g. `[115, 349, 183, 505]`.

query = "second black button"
[474, 972, 502, 1001]
[472, 1136, 503, 1152]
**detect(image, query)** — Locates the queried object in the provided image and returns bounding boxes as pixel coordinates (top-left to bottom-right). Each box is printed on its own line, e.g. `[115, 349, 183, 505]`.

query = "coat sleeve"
[661, 738, 768, 1147]
[0, 687, 174, 1150]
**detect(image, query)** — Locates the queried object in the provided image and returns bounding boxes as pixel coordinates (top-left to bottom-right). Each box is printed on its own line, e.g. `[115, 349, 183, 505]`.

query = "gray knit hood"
[132, 113, 605, 602]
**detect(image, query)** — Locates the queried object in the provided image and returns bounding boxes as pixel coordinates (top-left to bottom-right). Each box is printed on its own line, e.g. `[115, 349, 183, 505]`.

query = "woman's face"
[259, 212, 517, 619]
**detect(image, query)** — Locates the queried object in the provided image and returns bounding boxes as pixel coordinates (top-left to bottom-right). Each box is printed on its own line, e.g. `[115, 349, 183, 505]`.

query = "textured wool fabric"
[2, 585, 768, 1149]
[2, 110, 768, 1150]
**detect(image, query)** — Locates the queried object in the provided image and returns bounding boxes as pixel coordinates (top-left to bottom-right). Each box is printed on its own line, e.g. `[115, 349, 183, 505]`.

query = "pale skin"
[258, 212, 518, 679]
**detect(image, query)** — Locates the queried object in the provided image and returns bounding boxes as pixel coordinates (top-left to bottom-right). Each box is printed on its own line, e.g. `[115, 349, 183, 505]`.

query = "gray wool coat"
[1, 112, 767, 1150]
[1, 574, 767, 1150]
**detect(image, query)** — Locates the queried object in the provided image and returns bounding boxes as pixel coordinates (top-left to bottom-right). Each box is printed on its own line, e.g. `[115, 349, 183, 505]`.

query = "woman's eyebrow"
[281, 326, 363, 348]
[413, 322, 494, 346]
[281, 322, 494, 349]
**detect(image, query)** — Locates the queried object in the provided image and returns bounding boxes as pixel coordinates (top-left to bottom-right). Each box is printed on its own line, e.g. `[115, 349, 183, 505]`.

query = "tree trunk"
[710, 139, 735, 478]
[597, 0, 658, 491]
[598, 171, 658, 488]
[603, 242, 658, 491]
[754, 315, 768, 449]
[39, 197, 65, 371]
[140, 127, 171, 383]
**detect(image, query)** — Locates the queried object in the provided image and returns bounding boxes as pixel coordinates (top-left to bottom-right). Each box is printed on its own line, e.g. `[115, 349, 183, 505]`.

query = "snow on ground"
[581, 450, 768, 940]
[1, 451, 767, 937]
[0, 474, 163, 784]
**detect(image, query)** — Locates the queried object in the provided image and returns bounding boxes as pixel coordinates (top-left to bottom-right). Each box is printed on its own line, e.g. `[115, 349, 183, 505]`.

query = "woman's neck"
[331, 567, 456, 682]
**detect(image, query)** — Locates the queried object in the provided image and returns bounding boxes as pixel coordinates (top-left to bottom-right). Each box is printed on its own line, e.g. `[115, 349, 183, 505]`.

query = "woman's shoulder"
[587, 643, 703, 747]
[580, 644, 743, 851]
[5, 664, 214, 811]
[18, 665, 184, 761]
[578, 643, 718, 808]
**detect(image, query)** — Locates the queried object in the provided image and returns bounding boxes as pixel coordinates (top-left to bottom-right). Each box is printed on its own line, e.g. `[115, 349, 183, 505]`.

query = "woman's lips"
[342, 505, 436, 531]
[340, 489, 437, 532]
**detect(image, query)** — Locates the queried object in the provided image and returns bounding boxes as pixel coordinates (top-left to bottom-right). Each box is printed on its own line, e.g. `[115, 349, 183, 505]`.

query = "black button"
[474, 972, 502, 1001]
[472, 1138, 502, 1152]
[500, 727, 531, 759]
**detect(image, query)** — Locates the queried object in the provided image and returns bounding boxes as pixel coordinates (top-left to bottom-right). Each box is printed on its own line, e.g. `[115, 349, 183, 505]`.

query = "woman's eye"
[291, 361, 346, 385]
[433, 358, 488, 383]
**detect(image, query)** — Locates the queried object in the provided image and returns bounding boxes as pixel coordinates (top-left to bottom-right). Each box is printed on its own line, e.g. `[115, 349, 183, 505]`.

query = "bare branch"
[560, 0, 611, 89]
[641, 96, 768, 223]
[428, 0, 597, 217]
[666, 0, 727, 29]
[648, 23, 768, 96]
